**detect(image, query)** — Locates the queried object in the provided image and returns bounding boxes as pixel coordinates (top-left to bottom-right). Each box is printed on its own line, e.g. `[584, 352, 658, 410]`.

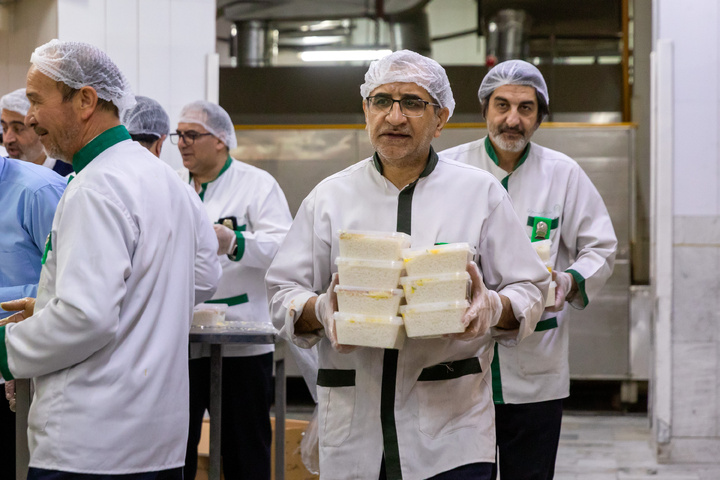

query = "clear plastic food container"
[338, 229, 412, 261]
[192, 303, 228, 328]
[401, 243, 474, 276]
[398, 300, 469, 338]
[333, 312, 406, 349]
[400, 272, 470, 305]
[335, 285, 404, 316]
[335, 257, 404, 289]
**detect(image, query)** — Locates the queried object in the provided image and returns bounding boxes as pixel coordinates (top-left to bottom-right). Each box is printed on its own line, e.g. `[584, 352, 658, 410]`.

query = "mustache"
[498, 126, 525, 135]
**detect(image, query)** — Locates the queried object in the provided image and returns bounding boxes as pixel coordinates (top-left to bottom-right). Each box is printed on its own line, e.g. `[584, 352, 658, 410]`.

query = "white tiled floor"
[556, 413, 720, 479]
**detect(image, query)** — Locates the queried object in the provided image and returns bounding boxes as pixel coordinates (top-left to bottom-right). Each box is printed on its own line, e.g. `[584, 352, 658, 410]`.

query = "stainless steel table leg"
[275, 356, 285, 480]
[15, 379, 30, 480]
[209, 344, 223, 480]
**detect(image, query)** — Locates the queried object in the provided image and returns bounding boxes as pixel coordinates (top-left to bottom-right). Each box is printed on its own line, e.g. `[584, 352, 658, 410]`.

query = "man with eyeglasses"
[1, 88, 74, 176]
[441, 60, 617, 480]
[174, 100, 293, 480]
[266, 50, 550, 480]
[122, 95, 170, 158]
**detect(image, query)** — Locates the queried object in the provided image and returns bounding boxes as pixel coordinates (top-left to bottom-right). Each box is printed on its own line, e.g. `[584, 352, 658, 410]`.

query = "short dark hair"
[57, 81, 119, 117]
[130, 133, 160, 148]
[481, 90, 550, 125]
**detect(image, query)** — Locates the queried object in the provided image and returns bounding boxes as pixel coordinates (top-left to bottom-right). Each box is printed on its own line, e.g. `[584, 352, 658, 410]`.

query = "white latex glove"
[546, 271, 574, 312]
[315, 274, 356, 354]
[451, 262, 503, 341]
[0, 297, 35, 326]
[213, 224, 237, 256]
[5, 380, 15, 412]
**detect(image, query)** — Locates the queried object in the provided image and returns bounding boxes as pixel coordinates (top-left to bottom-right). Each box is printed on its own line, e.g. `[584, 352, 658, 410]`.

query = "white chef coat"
[0, 126, 221, 474]
[180, 156, 292, 357]
[266, 148, 550, 480]
[441, 137, 617, 403]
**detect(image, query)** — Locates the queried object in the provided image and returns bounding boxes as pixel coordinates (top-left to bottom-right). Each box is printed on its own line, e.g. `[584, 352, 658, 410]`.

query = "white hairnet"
[360, 50, 455, 119]
[0, 88, 31, 116]
[30, 39, 136, 113]
[478, 59, 549, 107]
[178, 101, 237, 150]
[121, 96, 170, 138]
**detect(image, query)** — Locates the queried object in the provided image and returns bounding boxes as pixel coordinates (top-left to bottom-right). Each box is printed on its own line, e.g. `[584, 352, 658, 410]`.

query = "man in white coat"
[0, 39, 222, 480]
[174, 100, 293, 480]
[441, 60, 618, 480]
[122, 95, 170, 158]
[265, 50, 550, 480]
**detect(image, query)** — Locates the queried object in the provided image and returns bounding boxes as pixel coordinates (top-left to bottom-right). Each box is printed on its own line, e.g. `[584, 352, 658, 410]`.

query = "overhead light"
[300, 49, 392, 62]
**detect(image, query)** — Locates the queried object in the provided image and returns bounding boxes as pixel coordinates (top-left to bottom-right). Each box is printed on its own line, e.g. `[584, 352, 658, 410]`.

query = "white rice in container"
[402, 243, 474, 276]
[334, 312, 406, 349]
[399, 300, 469, 338]
[338, 229, 411, 261]
[400, 271, 470, 305]
[335, 257, 404, 289]
[335, 285, 404, 316]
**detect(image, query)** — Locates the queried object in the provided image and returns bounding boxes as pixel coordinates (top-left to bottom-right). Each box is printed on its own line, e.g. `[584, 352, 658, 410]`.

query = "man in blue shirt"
[0, 155, 65, 478]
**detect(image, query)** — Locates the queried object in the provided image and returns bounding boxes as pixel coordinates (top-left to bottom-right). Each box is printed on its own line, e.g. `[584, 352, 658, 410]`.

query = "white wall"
[651, 0, 720, 463]
[0, 0, 58, 94]
[56, 0, 216, 169]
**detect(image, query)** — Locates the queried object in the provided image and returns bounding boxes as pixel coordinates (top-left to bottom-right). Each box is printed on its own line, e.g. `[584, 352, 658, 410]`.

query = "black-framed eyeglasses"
[169, 131, 214, 145]
[365, 96, 441, 118]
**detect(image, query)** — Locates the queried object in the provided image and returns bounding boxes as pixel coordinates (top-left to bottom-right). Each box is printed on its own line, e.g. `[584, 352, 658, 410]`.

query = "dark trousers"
[0, 385, 16, 475]
[492, 399, 564, 480]
[184, 353, 273, 480]
[379, 460, 493, 480]
[27, 467, 183, 480]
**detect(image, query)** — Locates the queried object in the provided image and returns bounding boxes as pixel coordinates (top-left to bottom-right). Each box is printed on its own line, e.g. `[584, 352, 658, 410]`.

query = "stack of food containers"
[398, 243, 474, 338]
[532, 239, 556, 307]
[333, 230, 410, 349]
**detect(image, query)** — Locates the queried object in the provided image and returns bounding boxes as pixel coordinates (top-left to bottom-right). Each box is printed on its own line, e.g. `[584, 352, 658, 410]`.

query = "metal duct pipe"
[234, 20, 276, 67]
[388, 8, 431, 57]
[485, 9, 531, 66]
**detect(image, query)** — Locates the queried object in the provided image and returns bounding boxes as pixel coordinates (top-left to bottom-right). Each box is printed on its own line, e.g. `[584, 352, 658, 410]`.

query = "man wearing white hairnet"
[441, 60, 617, 480]
[0, 39, 222, 479]
[174, 100, 293, 480]
[1, 88, 74, 176]
[266, 50, 550, 479]
[122, 95, 170, 158]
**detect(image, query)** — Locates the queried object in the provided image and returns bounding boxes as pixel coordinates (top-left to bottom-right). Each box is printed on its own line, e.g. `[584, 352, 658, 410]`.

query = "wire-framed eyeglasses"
[169, 131, 213, 145]
[365, 96, 441, 118]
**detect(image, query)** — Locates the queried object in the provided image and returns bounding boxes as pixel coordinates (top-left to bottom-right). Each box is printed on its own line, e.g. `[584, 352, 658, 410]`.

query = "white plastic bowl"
[400, 272, 470, 305]
[192, 303, 228, 328]
[335, 285, 404, 316]
[335, 257, 404, 289]
[398, 300, 469, 338]
[334, 312, 406, 349]
[338, 229, 412, 261]
[402, 243, 474, 276]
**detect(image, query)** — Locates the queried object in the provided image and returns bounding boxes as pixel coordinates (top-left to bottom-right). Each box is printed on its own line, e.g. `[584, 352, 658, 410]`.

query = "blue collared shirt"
[0, 156, 66, 318]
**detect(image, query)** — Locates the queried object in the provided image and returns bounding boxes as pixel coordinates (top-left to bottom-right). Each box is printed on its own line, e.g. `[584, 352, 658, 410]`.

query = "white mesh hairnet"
[30, 39, 136, 113]
[360, 50, 455, 119]
[121, 96, 170, 138]
[178, 101, 237, 150]
[478, 59, 549, 107]
[0, 88, 31, 116]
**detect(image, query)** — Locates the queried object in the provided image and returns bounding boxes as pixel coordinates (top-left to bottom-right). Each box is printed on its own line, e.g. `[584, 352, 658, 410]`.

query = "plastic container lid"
[399, 300, 470, 314]
[401, 242, 474, 260]
[334, 257, 404, 269]
[334, 285, 403, 295]
[338, 229, 411, 243]
[333, 312, 404, 325]
[399, 271, 470, 286]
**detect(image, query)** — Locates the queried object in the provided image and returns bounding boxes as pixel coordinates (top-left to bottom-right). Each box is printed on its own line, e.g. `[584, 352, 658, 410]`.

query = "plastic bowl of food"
[400, 271, 470, 305]
[398, 300, 469, 338]
[335, 257, 404, 289]
[338, 229, 412, 261]
[335, 285, 404, 316]
[333, 312, 406, 349]
[192, 303, 228, 328]
[401, 243, 474, 276]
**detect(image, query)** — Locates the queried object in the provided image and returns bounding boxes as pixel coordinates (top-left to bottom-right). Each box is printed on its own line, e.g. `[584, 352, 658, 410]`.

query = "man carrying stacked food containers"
[266, 50, 551, 480]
